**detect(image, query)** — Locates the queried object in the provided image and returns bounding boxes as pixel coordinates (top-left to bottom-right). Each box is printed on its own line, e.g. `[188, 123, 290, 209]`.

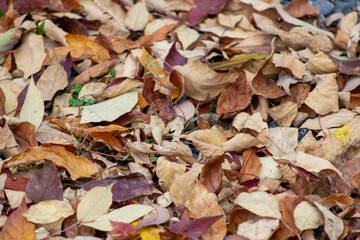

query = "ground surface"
[0, 0, 360, 239]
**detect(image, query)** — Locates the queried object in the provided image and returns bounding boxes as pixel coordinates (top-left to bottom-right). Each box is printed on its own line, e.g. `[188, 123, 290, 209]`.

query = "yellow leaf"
[333, 125, 351, 145]
[139, 226, 161, 240]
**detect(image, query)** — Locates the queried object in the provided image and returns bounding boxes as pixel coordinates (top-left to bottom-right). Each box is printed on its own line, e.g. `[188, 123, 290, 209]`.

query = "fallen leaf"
[125, 2, 149, 31]
[164, 42, 187, 72]
[285, 0, 320, 18]
[239, 149, 262, 182]
[267, 99, 298, 127]
[223, 133, 261, 152]
[82, 204, 153, 231]
[200, 155, 224, 193]
[293, 201, 323, 231]
[237, 214, 279, 240]
[22, 200, 74, 224]
[137, 203, 170, 228]
[156, 156, 186, 192]
[110, 221, 140, 240]
[77, 185, 113, 222]
[272, 53, 307, 79]
[80, 90, 138, 123]
[19, 78, 44, 131]
[82, 173, 153, 202]
[25, 160, 63, 203]
[188, 0, 228, 25]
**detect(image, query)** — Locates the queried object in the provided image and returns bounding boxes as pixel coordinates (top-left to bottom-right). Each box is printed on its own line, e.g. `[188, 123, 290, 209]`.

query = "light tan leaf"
[223, 133, 261, 152]
[169, 163, 203, 206]
[19, 78, 44, 131]
[292, 151, 341, 175]
[265, 127, 298, 158]
[174, 61, 239, 101]
[37, 62, 68, 101]
[234, 191, 281, 219]
[14, 32, 46, 79]
[306, 52, 337, 74]
[272, 53, 307, 79]
[259, 157, 282, 179]
[293, 201, 323, 231]
[82, 204, 153, 231]
[313, 202, 344, 240]
[125, 2, 149, 31]
[0, 123, 17, 149]
[3, 145, 99, 180]
[22, 200, 74, 224]
[300, 109, 356, 130]
[188, 181, 226, 240]
[338, 11, 357, 35]
[77, 185, 113, 222]
[43, 19, 68, 46]
[237, 214, 279, 240]
[267, 99, 298, 127]
[80, 90, 138, 123]
[180, 129, 226, 157]
[96, 79, 142, 99]
[156, 156, 186, 192]
[304, 74, 339, 115]
[175, 25, 199, 50]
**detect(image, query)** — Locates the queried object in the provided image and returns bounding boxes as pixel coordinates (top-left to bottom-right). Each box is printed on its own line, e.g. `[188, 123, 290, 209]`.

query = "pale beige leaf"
[43, 19, 68, 46]
[4, 189, 25, 209]
[175, 25, 199, 50]
[293, 201, 323, 231]
[232, 112, 250, 132]
[0, 80, 21, 116]
[174, 61, 239, 101]
[82, 204, 153, 231]
[169, 163, 203, 206]
[96, 79, 142, 99]
[0, 124, 17, 149]
[265, 127, 298, 158]
[237, 214, 279, 240]
[125, 2, 149, 31]
[306, 52, 337, 74]
[253, 13, 283, 35]
[80, 90, 138, 123]
[156, 156, 186, 192]
[321, 131, 346, 163]
[272, 54, 307, 79]
[14, 32, 46, 79]
[19, 78, 44, 131]
[180, 129, 226, 157]
[36, 121, 73, 145]
[267, 100, 298, 127]
[234, 191, 281, 219]
[300, 109, 356, 130]
[77, 185, 113, 222]
[223, 133, 261, 152]
[259, 157, 282, 179]
[314, 202, 344, 240]
[37, 62, 68, 101]
[338, 11, 357, 35]
[305, 74, 339, 115]
[78, 82, 106, 99]
[22, 200, 74, 224]
[292, 151, 341, 175]
[188, 181, 226, 240]
[243, 112, 268, 133]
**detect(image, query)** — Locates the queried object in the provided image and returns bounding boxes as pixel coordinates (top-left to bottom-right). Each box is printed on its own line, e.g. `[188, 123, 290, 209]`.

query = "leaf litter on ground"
[0, 0, 359, 239]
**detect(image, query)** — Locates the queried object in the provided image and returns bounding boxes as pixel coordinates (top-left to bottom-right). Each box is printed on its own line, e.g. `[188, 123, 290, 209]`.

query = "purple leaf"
[60, 52, 72, 80]
[25, 160, 63, 203]
[82, 173, 153, 202]
[137, 203, 170, 227]
[13, 0, 48, 12]
[164, 43, 187, 72]
[188, 0, 229, 25]
[168, 215, 223, 238]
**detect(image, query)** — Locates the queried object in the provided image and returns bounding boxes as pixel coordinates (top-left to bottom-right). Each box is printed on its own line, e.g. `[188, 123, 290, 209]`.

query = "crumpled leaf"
[82, 173, 153, 203]
[272, 53, 307, 79]
[80, 90, 138, 123]
[25, 160, 63, 203]
[22, 200, 74, 224]
[314, 202, 344, 240]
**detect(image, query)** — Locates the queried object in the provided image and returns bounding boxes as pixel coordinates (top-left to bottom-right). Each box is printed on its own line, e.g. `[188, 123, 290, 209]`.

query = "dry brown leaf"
[293, 201, 323, 231]
[156, 156, 186, 192]
[223, 133, 261, 153]
[188, 181, 226, 240]
[306, 52, 337, 74]
[239, 149, 262, 182]
[199, 155, 224, 193]
[174, 61, 240, 101]
[237, 214, 279, 240]
[338, 11, 357, 35]
[125, 2, 149, 31]
[314, 202, 344, 240]
[3, 144, 99, 180]
[265, 127, 298, 158]
[285, 0, 320, 18]
[267, 99, 298, 127]
[180, 129, 226, 157]
[304, 74, 339, 115]
[272, 53, 307, 79]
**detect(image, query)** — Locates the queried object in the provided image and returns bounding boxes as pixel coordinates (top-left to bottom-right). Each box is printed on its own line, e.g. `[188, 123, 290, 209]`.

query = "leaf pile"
[0, 0, 360, 239]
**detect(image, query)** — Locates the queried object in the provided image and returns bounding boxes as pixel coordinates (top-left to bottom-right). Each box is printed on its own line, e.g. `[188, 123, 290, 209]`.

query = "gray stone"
[310, 1, 335, 16]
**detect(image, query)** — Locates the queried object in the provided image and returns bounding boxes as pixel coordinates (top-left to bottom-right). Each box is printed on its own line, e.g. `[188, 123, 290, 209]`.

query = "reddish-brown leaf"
[9, 122, 37, 152]
[0, 87, 5, 115]
[272, 195, 299, 239]
[0, 199, 35, 240]
[4, 171, 29, 192]
[200, 155, 224, 194]
[285, 0, 320, 18]
[217, 69, 252, 118]
[239, 149, 261, 182]
[188, 0, 228, 24]
[165, 43, 187, 72]
[110, 221, 140, 240]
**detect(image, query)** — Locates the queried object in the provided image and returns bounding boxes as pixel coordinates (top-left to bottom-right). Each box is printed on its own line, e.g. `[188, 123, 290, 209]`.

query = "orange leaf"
[139, 47, 168, 86]
[0, 199, 35, 240]
[3, 144, 99, 180]
[240, 149, 262, 182]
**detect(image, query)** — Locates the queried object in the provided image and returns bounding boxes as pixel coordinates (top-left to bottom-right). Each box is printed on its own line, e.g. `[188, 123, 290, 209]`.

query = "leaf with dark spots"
[82, 173, 153, 202]
[188, 0, 229, 25]
[110, 221, 140, 240]
[164, 43, 187, 72]
[25, 160, 63, 203]
[167, 215, 223, 239]
[60, 52, 72, 79]
[200, 155, 224, 193]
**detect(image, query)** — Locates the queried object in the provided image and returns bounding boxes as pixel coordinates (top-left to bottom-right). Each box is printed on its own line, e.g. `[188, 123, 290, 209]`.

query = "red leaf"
[164, 43, 187, 72]
[110, 221, 140, 240]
